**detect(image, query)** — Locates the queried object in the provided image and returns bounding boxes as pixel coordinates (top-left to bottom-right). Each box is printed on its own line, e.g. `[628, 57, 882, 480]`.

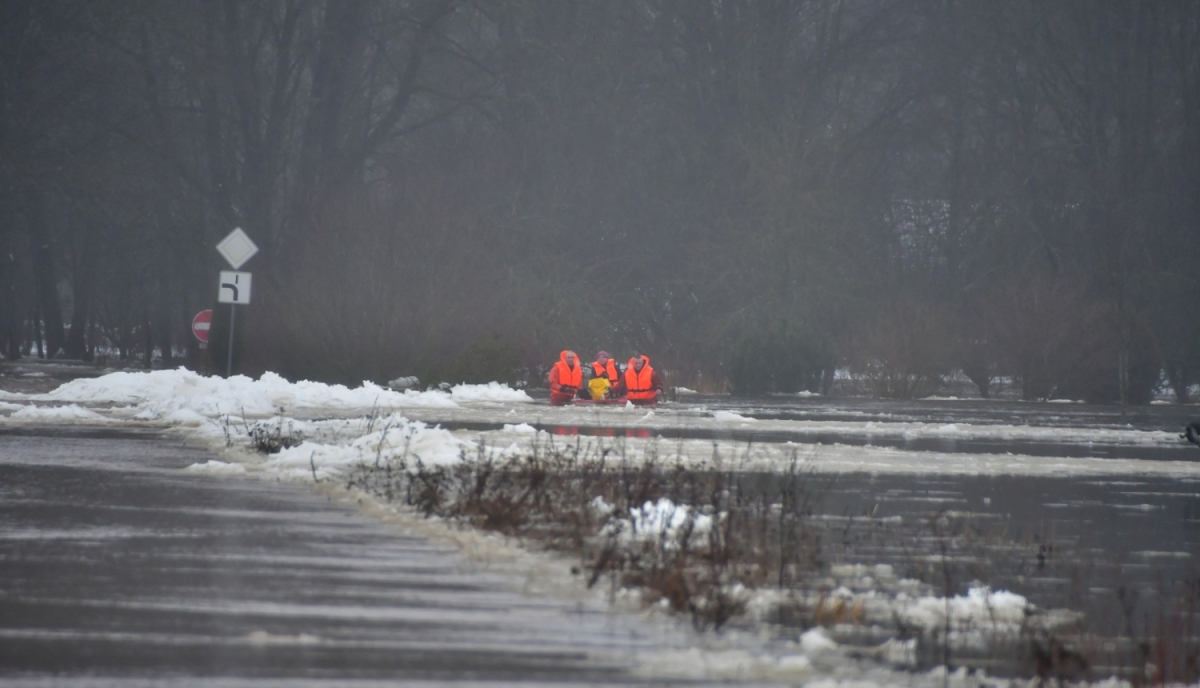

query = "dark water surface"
[0, 428, 719, 685]
[508, 394, 1200, 666]
[446, 395, 1200, 462]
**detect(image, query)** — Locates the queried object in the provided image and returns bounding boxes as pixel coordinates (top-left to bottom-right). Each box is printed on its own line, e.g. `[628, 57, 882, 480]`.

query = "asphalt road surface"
[0, 427, 737, 687]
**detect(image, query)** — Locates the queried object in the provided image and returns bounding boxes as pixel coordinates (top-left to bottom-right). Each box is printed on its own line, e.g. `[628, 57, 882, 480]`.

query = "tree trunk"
[26, 198, 65, 358]
[64, 271, 90, 359]
[142, 312, 154, 368]
[33, 310, 44, 358]
[0, 249, 20, 360]
[64, 227, 97, 359]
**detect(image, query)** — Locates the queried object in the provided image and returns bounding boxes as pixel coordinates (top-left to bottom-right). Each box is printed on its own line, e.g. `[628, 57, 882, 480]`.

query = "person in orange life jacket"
[586, 350, 620, 400]
[624, 354, 663, 405]
[548, 350, 583, 405]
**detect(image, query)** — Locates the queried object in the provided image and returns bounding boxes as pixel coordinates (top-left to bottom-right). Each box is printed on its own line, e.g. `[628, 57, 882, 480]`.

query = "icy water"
[425, 394, 1200, 674]
[659, 397, 1199, 673]
[0, 430, 751, 685]
[3, 366, 1196, 681]
[468, 394, 1200, 461]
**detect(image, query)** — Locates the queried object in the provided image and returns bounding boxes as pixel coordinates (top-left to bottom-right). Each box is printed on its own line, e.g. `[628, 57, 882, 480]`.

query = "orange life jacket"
[549, 350, 582, 393]
[624, 356, 656, 400]
[591, 359, 618, 380]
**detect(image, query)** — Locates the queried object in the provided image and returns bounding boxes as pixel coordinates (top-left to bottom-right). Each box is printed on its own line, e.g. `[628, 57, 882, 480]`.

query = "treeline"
[1, 0, 1197, 403]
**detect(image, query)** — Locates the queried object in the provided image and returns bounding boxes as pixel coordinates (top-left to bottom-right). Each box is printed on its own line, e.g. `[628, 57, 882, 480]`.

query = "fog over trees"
[1, 0, 1197, 403]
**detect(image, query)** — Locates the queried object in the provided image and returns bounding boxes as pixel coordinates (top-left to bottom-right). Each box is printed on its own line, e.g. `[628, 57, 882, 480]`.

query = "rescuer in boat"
[586, 350, 620, 400]
[548, 350, 583, 405]
[624, 354, 664, 405]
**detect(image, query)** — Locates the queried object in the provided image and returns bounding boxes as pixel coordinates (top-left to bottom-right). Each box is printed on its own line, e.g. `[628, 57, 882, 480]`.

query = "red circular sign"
[192, 310, 213, 343]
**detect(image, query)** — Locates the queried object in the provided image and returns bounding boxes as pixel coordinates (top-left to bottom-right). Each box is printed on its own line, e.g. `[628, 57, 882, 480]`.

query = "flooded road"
[0, 428, 760, 686]
[3, 368, 1198, 682]
[413, 394, 1200, 665]
[442, 394, 1199, 459]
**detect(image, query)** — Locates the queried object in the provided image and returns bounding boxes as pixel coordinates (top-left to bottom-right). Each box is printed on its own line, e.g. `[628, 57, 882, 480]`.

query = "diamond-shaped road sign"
[216, 228, 259, 269]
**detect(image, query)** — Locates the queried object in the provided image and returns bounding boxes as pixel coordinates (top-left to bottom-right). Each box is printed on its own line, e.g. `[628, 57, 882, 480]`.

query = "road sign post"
[217, 271, 252, 377]
[215, 229, 258, 378]
[227, 304, 235, 378]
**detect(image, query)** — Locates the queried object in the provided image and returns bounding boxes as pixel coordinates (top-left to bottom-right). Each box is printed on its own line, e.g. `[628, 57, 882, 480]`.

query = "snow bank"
[36, 369, 462, 419]
[265, 415, 464, 481]
[185, 460, 247, 476]
[899, 586, 1029, 633]
[596, 497, 714, 546]
[0, 369, 528, 484]
[450, 382, 532, 403]
[6, 368, 535, 424]
[0, 401, 23, 413]
[8, 404, 110, 423]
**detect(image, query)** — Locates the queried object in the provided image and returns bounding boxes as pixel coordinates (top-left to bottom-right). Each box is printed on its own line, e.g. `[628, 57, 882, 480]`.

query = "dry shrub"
[345, 439, 820, 630]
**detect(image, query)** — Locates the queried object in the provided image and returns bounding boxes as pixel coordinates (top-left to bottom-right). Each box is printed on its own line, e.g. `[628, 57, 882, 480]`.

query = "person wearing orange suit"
[586, 350, 620, 400]
[624, 354, 663, 405]
[548, 350, 583, 405]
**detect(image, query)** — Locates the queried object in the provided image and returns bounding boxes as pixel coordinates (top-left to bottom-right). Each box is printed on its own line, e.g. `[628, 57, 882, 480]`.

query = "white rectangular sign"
[218, 271, 252, 305]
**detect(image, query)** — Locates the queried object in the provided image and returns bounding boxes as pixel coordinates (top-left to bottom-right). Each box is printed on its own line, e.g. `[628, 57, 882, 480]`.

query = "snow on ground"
[3, 367, 472, 415]
[1, 367, 1196, 686]
[3, 367, 1199, 480]
[184, 459, 247, 476]
[7, 403, 111, 423]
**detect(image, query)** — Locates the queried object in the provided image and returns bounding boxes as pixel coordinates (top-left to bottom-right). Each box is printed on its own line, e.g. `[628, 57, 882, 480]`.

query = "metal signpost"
[215, 228, 259, 377]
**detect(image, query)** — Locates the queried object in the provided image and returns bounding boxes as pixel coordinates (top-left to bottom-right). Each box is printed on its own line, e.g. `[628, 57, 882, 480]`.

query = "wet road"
[0, 428, 727, 686]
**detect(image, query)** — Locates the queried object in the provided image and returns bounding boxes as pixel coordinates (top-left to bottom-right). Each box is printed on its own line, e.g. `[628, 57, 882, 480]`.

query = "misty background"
[1, 0, 1197, 404]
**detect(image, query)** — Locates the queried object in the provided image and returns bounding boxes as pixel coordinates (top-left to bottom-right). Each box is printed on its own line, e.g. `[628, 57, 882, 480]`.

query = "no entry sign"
[192, 309, 213, 344]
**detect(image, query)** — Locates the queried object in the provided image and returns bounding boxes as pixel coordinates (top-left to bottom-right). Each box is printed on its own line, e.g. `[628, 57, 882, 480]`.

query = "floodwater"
[432, 393, 1200, 672]
[0, 428, 755, 685]
[3, 381, 1198, 681]
[458, 393, 1200, 461]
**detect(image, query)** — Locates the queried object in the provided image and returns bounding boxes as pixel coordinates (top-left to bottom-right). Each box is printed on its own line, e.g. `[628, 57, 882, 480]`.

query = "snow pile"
[450, 382, 532, 403]
[502, 423, 537, 433]
[799, 628, 839, 654]
[185, 460, 247, 476]
[265, 415, 465, 481]
[597, 497, 714, 546]
[4, 368, 541, 423]
[8, 404, 110, 423]
[25, 368, 459, 419]
[898, 586, 1030, 639]
[0, 369, 533, 485]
